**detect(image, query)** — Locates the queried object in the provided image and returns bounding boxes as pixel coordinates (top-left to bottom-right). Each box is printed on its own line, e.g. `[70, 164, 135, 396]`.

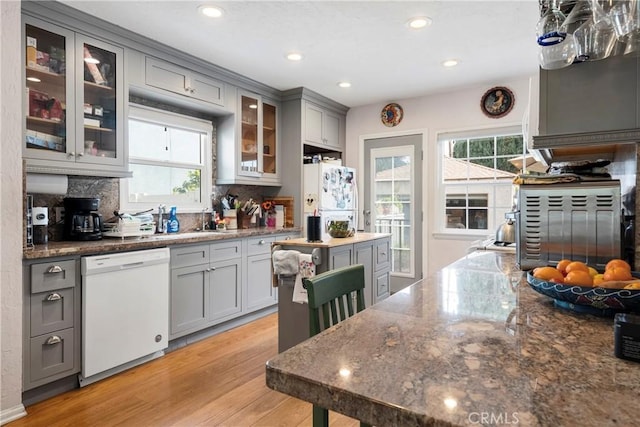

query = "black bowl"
[527, 272, 640, 315]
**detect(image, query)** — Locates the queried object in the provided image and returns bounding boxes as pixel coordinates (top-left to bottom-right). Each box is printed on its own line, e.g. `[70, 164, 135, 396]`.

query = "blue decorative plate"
[527, 272, 640, 315]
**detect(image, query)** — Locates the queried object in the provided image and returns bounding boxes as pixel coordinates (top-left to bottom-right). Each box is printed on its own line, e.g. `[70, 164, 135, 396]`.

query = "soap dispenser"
[167, 206, 180, 233]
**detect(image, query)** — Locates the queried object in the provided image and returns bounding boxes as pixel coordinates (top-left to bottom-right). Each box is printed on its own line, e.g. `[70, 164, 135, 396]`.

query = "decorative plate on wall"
[381, 103, 403, 127]
[480, 86, 514, 119]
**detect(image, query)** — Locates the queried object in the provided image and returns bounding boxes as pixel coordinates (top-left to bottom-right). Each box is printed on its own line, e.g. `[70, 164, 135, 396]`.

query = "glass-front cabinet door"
[238, 91, 278, 181]
[262, 102, 277, 175]
[24, 19, 75, 161]
[240, 94, 259, 174]
[23, 16, 125, 174]
[76, 34, 123, 166]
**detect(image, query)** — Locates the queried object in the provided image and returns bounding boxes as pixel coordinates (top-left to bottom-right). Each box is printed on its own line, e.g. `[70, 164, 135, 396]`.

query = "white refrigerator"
[303, 162, 357, 239]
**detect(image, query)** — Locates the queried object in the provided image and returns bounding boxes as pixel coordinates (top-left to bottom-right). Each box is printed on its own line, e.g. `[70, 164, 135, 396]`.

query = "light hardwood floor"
[9, 313, 359, 427]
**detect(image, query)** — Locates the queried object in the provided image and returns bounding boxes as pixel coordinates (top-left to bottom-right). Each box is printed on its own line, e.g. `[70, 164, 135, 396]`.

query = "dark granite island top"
[266, 251, 640, 426]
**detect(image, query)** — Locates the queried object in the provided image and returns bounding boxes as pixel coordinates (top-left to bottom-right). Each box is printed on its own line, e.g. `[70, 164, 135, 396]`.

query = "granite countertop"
[273, 232, 390, 248]
[266, 251, 640, 426]
[24, 227, 301, 259]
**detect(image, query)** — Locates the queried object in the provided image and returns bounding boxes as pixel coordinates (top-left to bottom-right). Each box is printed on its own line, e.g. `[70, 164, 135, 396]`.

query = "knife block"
[237, 210, 255, 229]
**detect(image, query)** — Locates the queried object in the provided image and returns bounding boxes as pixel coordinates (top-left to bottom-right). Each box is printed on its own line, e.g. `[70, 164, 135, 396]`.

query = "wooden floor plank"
[8, 313, 359, 427]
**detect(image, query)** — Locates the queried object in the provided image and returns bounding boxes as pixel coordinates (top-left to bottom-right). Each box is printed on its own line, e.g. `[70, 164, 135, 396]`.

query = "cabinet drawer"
[210, 239, 242, 261]
[247, 236, 276, 256]
[29, 328, 75, 383]
[375, 239, 390, 271]
[375, 270, 390, 301]
[30, 260, 77, 293]
[30, 288, 74, 337]
[171, 244, 210, 268]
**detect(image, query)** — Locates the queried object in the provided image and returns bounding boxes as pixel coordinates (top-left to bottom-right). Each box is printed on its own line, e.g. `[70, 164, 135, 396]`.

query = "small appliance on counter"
[63, 197, 103, 241]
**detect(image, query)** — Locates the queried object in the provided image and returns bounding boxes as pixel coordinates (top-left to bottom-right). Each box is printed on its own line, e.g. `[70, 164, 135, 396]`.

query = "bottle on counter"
[167, 206, 180, 233]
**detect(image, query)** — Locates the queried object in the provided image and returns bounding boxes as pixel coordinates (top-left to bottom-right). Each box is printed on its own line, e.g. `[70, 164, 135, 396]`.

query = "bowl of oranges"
[527, 259, 640, 315]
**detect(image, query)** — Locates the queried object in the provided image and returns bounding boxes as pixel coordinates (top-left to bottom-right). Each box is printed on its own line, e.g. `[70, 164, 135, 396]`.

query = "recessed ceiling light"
[337, 82, 351, 88]
[442, 59, 459, 67]
[286, 52, 303, 61]
[407, 16, 432, 29]
[198, 4, 224, 18]
[26, 77, 41, 83]
[84, 57, 100, 65]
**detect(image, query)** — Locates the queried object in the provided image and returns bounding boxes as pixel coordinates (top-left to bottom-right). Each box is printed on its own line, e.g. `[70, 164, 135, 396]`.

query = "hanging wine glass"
[536, 0, 568, 46]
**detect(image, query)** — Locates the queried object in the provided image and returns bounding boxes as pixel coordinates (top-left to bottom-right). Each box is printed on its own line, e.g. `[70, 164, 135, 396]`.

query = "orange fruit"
[564, 270, 593, 286]
[593, 274, 605, 286]
[532, 266, 565, 282]
[565, 261, 589, 274]
[624, 282, 640, 290]
[556, 259, 572, 275]
[605, 259, 632, 272]
[587, 267, 599, 278]
[603, 266, 633, 281]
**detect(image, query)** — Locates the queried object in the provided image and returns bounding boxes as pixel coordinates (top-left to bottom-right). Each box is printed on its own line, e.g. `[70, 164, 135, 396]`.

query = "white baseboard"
[0, 404, 27, 425]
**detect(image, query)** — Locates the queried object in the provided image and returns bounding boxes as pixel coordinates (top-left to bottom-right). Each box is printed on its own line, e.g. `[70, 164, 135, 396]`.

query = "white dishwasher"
[80, 247, 170, 386]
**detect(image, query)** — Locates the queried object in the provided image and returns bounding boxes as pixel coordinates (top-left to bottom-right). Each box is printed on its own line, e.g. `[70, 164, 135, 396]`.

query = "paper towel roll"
[26, 173, 68, 195]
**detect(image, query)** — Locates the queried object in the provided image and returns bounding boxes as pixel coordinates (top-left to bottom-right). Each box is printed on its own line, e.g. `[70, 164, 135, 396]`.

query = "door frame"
[358, 128, 429, 284]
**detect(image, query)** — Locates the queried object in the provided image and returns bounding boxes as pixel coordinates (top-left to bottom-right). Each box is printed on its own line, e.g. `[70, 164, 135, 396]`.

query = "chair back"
[303, 264, 366, 336]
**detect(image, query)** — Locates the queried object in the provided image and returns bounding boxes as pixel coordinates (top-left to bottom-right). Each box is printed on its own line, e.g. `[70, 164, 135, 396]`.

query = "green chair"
[302, 264, 372, 427]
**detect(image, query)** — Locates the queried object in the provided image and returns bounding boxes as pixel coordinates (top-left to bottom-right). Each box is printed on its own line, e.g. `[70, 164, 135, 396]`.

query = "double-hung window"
[438, 126, 524, 234]
[121, 104, 212, 212]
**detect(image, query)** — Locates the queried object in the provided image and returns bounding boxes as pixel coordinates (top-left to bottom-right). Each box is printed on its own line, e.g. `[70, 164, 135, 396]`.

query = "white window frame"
[437, 125, 524, 236]
[121, 104, 212, 213]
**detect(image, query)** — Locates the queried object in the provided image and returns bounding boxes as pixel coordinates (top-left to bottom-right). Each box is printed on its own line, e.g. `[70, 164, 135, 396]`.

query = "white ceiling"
[60, 0, 541, 108]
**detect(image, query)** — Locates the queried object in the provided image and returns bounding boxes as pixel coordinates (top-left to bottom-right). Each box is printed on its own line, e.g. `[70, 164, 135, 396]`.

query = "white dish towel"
[272, 250, 301, 275]
[293, 253, 315, 304]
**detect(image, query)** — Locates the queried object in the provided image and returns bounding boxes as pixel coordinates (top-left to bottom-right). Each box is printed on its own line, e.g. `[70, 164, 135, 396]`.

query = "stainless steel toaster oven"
[515, 180, 621, 270]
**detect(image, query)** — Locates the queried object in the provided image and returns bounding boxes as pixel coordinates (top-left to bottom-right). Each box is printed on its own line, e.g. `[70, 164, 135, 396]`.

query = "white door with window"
[363, 134, 422, 292]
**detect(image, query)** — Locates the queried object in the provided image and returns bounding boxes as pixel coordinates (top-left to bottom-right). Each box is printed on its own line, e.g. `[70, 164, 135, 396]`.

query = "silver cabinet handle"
[184, 87, 190, 92]
[46, 293, 62, 301]
[77, 152, 84, 157]
[259, 239, 266, 245]
[190, 88, 195, 94]
[380, 252, 387, 256]
[46, 265, 63, 274]
[210, 266, 216, 271]
[45, 336, 62, 345]
[67, 152, 75, 158]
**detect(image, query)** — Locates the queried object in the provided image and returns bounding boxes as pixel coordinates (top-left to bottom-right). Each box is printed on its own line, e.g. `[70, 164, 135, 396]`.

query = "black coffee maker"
[63, 197, 103, 241]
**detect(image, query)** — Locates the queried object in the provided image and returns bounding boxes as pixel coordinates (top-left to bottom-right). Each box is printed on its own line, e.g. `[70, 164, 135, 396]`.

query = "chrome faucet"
[157, 204, 166, 233]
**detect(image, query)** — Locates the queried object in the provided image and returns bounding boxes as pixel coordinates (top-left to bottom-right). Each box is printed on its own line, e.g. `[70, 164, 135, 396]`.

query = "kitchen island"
[266, 251, 640, 426]
[273, 232, 391, 351]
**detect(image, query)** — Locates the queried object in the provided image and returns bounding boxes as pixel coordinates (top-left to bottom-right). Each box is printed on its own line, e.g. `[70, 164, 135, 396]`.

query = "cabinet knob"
[77, 152, 84, 157]
[45, 335, 62, 345]
[259, 239, 266, 245]
[184, 87, 190, 92]
[68, 152, 75, 158]
[190, 88, 195, 94]
[45, 265, 64, 274]
[46, 292, 62, 301]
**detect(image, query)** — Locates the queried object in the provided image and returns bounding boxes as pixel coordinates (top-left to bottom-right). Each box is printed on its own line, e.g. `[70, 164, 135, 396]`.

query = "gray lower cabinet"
[355, 236, 392, 307]
[328, 245, 353, 270]
[246, 253, 276, 312]
[169, 240, 242, 339]
[23, 258, 81, 391]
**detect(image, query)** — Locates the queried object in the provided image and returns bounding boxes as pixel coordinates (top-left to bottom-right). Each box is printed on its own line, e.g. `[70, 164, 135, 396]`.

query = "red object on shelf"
[28, 88, 49, 117]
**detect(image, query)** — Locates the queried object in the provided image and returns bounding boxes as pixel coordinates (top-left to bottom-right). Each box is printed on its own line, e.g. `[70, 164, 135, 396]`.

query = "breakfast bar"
[266, 251, 640, 426]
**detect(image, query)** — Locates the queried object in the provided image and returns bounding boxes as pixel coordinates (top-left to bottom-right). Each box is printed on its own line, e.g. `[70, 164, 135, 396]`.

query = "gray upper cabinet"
[304, 100, 343, 151]
[217, 90, 281, 186]
[536, 55, 640, 149]
[22, 15, 127, 177]
[145, 56, 225, 106]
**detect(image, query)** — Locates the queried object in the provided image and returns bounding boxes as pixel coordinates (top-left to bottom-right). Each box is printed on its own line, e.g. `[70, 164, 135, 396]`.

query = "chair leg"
[312, 404, 329, 427]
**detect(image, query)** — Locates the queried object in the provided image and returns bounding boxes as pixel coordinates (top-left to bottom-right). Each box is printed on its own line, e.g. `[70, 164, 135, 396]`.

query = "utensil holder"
[237, 210, 254, 229]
